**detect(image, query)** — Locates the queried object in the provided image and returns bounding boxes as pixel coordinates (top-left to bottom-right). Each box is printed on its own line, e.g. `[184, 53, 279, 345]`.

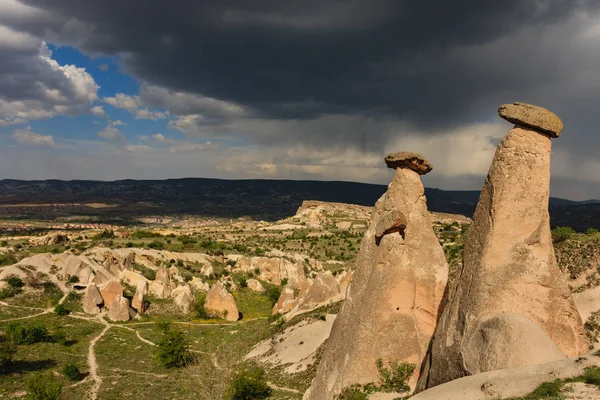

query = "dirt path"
[268, 382, 302, 394]
[88, 319, 111, 400]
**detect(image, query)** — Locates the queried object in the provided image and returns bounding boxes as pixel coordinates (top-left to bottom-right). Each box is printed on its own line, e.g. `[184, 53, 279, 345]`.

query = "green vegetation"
[134, 263, 157, 280]
[375, 358, 415, 393]
[154, 329, 193, 368]
[53, 304, 69, 316]
[62, 362, 83, 381]
[336, 385, 368, 400]
[92, 229, 116, 240]
[551, 226, 576, 243]
[0, 335, 17, 370]
[24, 372, 62, 400]
[226, 366, 272, 400]
[586, 227, 599, 235]
[505, 367, 600, 399]
[0, 252, 17, 266]
[6, 322, 52, 345]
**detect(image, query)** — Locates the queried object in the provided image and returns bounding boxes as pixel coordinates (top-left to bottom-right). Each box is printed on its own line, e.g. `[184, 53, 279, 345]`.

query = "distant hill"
[0, 178, 597, 228]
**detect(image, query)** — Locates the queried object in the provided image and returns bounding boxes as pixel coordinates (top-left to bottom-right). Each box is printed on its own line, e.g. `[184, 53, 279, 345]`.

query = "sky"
[1, 1, 600, 200]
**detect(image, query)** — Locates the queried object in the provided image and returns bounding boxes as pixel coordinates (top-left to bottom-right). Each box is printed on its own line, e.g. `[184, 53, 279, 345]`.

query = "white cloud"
[103, 93, 167, 120]
[10, 126, 55, 147]
[91, 105, 107, 118]
[97, 120, 126, 143]
[0, 39, 100, 125]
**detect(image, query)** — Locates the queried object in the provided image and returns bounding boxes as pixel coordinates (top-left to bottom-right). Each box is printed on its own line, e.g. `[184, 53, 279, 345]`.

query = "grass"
[504, 367, 600, 400]
[0, 313, 102, 400]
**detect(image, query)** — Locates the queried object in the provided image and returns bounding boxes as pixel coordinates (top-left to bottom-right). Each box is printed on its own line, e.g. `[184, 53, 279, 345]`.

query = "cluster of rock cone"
[305, 103, 587, 399]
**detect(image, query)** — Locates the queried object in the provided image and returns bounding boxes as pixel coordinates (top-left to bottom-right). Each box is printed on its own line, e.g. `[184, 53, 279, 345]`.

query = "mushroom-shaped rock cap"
[498, 102, 563, 138]
[385, 151, 432, 175]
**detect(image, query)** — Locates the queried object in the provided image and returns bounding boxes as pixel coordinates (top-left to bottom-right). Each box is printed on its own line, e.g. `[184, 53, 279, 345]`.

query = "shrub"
[238, 278, 248, 289]
[6, 322, 52, 345]
[586, 228, 599, 235]
[0, 252, 17, 266]
[583, 367, 600, 387]
[131, 229, 161, 239]
[280, 278, 288, 286]
[266, 286, 281, 305]
[147, 240, 165, 250]
[375, 358, 415, 393]
[54, 304, 70, 316]
[0, 285, 22, 299]
[193, 293, 210, 319]
[6, 275, 24, 288]
[226, 366, 272, 400]
[42, 282, 62, 299]
[154, 330, 192, 368]
[62, 363, 83, 381]
[134, 264, 157, 281]
[336, 385, 368, 400]
[551, 226, 575, 243]
[0, 335, 17, 370]
[67, 275, 79, 284]
[92, 229, 115, 240]
[24, 372, 62, 400]
[527, 379, 563, 398]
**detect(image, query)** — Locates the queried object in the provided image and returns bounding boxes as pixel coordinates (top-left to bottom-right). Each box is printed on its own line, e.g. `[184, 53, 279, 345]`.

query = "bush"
[194, 293, 210, 319]
[226, 366, 272, 400]
[54, 304, 70, 316]
[583, 367, 600, 387]
[6, 275, 24, 288]
[266, 286, 281, 305]
[154, 330, 192, 368]
[6, 322, 52, 345]
[148, 240, 165, 250]
[92, 229, 115, 240]
[134, 263, 157, 281]
[527, 379, 563, 398]
[67, 275, 79, 284]
[0, 252, 17, 266]
[62, 363, 83, 381]
[336, 385, 368, 400]
[0, 285, 22, 299]
[24, 372, 62, 400]
[586, 228, 599, 235]
[131, 229, 161, 239]
[42, 282, 62, 299]
[375, 358, 415, 393]
[551, 226, 575, 243]
[0, 335, 17, 370]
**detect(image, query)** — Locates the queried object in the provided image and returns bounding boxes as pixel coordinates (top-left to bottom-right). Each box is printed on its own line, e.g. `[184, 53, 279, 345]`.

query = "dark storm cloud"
[14, 0, 600, 127]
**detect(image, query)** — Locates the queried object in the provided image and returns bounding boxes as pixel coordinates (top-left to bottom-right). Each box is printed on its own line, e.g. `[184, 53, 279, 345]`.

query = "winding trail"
[88, 321, 110, 400]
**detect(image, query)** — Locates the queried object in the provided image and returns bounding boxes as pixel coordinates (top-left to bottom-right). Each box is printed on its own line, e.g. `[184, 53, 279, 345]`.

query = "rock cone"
[304, 152, 448, 399]
[83, 284, 103, 314]
[417, 107, 586, 391]
[204, 281, 239, 321]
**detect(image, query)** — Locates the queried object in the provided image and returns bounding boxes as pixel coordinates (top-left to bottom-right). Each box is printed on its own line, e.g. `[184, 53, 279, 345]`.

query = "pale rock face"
[99, 280, 123, 309]
[83, 284, 104, 314]
[204, 281, 239, 321]
[200, 264, 214, 278]
[172, 285, 194, 314]
[62, 255, 95, 284]
[417, 126, 587, 391]
[247, 278, 266, 293]
[108, 294, 132, 322]
[305, 165, 448, 400]
[149, 265, 172, 299]
[132, 289, 145, 313]
[168, 266, 184, 285]
[272, 286, 296, 315]
[235, 256, 307, 288]
[297, 272, 340, 311]
[121, 269, 148, 289]
[190, 277, 210, 292]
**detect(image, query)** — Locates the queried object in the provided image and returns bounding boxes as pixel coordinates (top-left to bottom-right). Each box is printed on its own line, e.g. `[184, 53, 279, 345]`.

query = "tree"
[62, 363, 83, 381]
[226, 366, 272, 400]
[154, 330, 192, 368]
[551, 226, 575, 243]
[25, 373, 62, 400]
[0, 335, 17, 370]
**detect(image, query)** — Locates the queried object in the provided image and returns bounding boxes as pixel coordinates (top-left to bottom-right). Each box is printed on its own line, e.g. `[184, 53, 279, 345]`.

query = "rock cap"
[385, 151, 432, 175]
[498, 102, 563, 138]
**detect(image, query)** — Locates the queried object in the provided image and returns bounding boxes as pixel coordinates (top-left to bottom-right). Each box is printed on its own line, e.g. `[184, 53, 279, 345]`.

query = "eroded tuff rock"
[384, 151, 433, 175]
[171, 285, 194, 314]
[498, 102, 563, 137]
[417, 111, 586, 391]
[99, 280, 123, 308]
[205, 281, 239, 321]
[305, 152, 448, 399]
[83, 284, 103, 314]
[247, 279, 265, 293]
[108, 294, 132, 322]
